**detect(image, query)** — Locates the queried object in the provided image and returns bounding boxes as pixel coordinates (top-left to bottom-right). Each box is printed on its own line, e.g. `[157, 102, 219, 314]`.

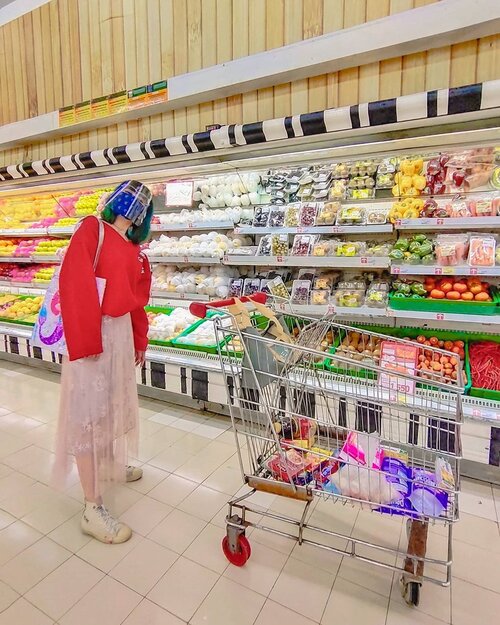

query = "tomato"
[452, 346, 461, 354]
[444, 341, 454, 351]
[470, 284, 483, 295]
[454, 341, 464, 348]
[453, 283, 468, 293]
[475, 292, 490, 301]
[430, 289, 445, 299]
[429, 337, 439, 346]
[440, 281, 453, 293]
[461, 292, 474, 300]
[438, 340, 444, 348]
[446, 291, 461, 300]
[416, 335, 426, 344]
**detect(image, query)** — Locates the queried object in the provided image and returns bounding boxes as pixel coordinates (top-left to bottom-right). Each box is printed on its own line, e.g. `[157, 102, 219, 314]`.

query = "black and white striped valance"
[1, 80, 499, 182]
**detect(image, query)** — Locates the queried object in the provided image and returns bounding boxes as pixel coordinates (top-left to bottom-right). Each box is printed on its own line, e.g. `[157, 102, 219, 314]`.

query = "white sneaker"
[81, 502, 132, 544]
[126, 465, 143, 483]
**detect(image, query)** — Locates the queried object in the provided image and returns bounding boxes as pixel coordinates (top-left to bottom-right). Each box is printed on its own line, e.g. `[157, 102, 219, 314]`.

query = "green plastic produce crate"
[145, 305, 177, 347]
[466, 337, 500, 402]
[0, 295, 41, 327]
[389, 286, 499, 316]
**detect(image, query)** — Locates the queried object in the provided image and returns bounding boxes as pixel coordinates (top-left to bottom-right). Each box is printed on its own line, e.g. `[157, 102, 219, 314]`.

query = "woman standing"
[54, 180, 153, 544]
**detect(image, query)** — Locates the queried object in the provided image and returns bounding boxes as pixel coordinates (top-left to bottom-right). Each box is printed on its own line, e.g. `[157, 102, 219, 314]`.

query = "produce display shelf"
[392, 264, 500, 276]
[30, 255, 61, 263]
[0, 256, 42, 263]
[223, 255, 390, 268]
[395, 217, 500, 230]
[150, 290, 209, 302]
[0, 228, 50, 237]
[388, 307, 500, 325]
[273, 302, 388, 318]
[234, 224, 393, 235]
[0, 281, 46, 295]
[146, 256, 222, 265]
[151, 221, 234, 232]
[47, 226, 75, 236]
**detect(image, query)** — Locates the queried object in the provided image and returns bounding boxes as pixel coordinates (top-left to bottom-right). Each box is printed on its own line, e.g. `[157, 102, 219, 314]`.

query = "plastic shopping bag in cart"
[227, 298, 295, 390]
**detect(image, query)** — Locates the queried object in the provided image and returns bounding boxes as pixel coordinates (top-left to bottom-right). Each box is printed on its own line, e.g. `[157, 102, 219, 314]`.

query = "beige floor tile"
[0, 432, 31, 459]
[0, 520, 42, 566]
[147, 556, 218, 622]
[48, 512, 92, 553]
[452, 577, 500, 625]
[0, 578, 19, 612]
[0, 509, 15, 530]
[338, 555, 395, 597]
[59, 575, 141, 625]
[0, 597, 55, 625]
[125, 464, 170, 495]
[175, 441, 235, 483]
[191, 576, 265, 625]
[203, 465, 243, 495]
[322, 577, 388, 625]
[119, 495, 172, 536]
[1, 481, 55, 518]
[25, 555, 104, 621]
[103, 484, 143, 517]
[184, 523, 229, 574]
[148, 473, 198, 507]
[148, 445, 194, 473]
[0, 412, 43, 436]
[0, 536, 70, 594]
[431, 512, 500, 552]
[0, 463, 12, 479]
[255, 600, 319, 625]
[0, 470, 35, 502]
[177, 484, 229, 522]
[386, 598, 449, 624]
[251, 519, 297, 556]
[270, 556, 335, 622]
[460, 478, 497, 521]
[171, 432, 214, 455]
[22, 493, 83, 535]
[148, 508, 206, 554]
[122, 599, 186, 625]
[110, 537, 178, 595]
[224, 539, 288, 596]
[452, 538, 500, 593]
[76, 531, 143, 573]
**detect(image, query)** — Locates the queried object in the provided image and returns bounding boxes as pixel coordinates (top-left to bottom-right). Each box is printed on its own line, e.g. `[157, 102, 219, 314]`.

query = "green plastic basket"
[145, 305, 177, 347]
[389, 287, 499, 316]
[0, 295, 41, 327]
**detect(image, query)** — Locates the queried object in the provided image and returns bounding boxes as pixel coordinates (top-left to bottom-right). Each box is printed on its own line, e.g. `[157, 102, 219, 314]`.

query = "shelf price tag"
[276, 256, 285, 264]
[360, 257, 368, 265]
[442, 267, 454, 275]
[435, 313, 445, 321]
[297, 227, 305, 233]
[183, 256, 189, 263]
[327, 304, 336, 315]
[331, 226, 340, 233]
[187, 222, 194, 229]
[392, 266, 401, 275]
[234, 227, 241, 234]
[469, 267, 478, 275]
[434, 267, 443, 275]
[436, 219, 445, 225]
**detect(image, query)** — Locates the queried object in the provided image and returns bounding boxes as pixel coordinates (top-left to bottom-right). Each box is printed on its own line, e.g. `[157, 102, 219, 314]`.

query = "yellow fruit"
[400, 175, 413, 190]
[413, 158, 424, 174]
[412, 175, 426, 191]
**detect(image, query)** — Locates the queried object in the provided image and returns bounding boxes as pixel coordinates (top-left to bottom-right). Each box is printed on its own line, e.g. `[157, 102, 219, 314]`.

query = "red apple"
[452, 170, 465, 187]
[439, 154, 450, 167]
[427, 159, 441, 175]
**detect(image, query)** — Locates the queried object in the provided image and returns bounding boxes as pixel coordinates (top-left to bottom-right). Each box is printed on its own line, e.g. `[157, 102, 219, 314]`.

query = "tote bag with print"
[31, 217, 106, 356]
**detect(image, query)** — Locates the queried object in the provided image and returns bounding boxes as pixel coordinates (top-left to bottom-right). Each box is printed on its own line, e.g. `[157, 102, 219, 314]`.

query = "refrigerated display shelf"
[151, 221, 234, 232]
[223, 255, 391, 268]
[391, 265, 500, 276]
[395, 217, 500, 230]
[234, 224, 393, 235]
[146, 256, 222, 265]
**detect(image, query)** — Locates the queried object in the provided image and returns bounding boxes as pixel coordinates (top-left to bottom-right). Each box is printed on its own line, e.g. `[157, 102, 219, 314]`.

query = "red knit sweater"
[59, 216, 151, 361]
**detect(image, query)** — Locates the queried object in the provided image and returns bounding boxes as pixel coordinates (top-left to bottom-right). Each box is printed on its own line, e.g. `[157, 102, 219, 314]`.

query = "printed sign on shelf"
[378, 340, 419, 402]
[165, 181, 194, 208]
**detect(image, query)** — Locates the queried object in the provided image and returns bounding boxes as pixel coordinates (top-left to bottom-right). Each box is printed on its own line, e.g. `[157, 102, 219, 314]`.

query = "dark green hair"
[100, 201, 154, 244]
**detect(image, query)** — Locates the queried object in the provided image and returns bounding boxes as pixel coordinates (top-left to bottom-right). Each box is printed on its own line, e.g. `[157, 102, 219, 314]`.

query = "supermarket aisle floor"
[0, 362, 499, 625]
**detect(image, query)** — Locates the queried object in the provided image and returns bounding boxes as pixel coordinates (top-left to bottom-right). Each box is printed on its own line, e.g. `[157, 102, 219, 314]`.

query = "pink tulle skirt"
[53, 314, 139, 492]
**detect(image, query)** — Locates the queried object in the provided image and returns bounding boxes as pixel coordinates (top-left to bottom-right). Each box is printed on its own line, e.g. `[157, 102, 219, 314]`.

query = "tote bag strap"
[91, 216, 105, 271]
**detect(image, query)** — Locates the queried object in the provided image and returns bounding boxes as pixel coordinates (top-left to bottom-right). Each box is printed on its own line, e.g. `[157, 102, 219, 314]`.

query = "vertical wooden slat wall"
[0, 0, 499, 166]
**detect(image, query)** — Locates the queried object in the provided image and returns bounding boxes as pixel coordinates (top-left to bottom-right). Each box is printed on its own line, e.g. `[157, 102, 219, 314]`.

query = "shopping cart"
[190, 293, 463, 607]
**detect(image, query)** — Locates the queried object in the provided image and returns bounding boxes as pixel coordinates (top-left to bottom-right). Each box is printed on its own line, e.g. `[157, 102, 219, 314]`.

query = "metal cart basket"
[190, 293, 463, 607]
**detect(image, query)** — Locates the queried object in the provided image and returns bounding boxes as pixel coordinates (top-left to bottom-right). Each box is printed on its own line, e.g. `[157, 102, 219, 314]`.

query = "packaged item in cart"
[267, 276, 290, 299]
[228, 278, 243, 298]
[266, 449, 311, 484]
[315, 202, 340, 225]
[336, 206, 366, 225]
[310, 289, 330, 305]
[435, 234, 469, 266]
[408, 468, 448, 517]
[291, 280, 311, 305]
[271, 234, 289, 256]
[253, 205, 270, 227]
[299, 203, 318, 227]
[257, 235, 272, 256]
[243, 278, 261, 297]
[268, 206, 286, 227]
[284, 203, 301, 227]
[291, 234, 315, 256]
[468, 236, 496, 267]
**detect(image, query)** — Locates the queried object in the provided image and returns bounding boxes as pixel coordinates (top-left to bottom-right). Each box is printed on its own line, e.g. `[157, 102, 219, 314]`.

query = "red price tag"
[393, 266, 400, 274]
[437, 219, 444, 225]
[276, 256, 284, 264]
[327, 304, 336, 315]
[360, 257, 368, 264]
[396, 220, 402, 226]
[472, 408, 481, 418]
[434, 267, 443, 275]
[297, 227, 305, 233]
[187, 223, 194, 229]
[470, 267, 478, 275]
[331, 226, 340, 233]
[436, 313, 445, 320]
[183, 256, 189, 263]
[234, 227, 241, 234]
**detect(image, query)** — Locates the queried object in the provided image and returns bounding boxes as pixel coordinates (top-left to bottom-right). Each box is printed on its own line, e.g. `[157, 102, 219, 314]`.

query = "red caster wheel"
[222, 534, 251, 566]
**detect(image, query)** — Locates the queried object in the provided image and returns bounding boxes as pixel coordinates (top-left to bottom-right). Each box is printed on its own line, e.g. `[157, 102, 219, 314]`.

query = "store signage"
[58, 80, 169, 128]
[165, 181, 193, 207]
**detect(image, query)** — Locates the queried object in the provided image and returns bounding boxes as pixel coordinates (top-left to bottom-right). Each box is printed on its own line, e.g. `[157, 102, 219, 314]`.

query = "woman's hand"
[135, 350, 146, 367]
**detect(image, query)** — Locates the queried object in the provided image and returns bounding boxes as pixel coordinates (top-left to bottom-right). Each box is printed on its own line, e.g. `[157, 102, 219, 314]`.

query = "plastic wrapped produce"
[299, 203, 318, 227]
[268, 206, 286, 227]
[292, 234, 315, 256]
[271, 234, 289, 256]
[284, 203, 301, 227]
[334, 289, 365, 307]
[435, 234, 469, 266]
[257, 235, 272, 256]
[315, 202, 340, 225]
[336, 206, 366, 225]
[468, 236, 496, 267]
[334, 241, 366, 257]
[291, 280, 311, 305]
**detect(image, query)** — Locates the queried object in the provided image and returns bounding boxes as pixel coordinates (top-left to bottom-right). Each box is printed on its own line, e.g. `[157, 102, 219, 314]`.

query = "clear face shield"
[104, 180, 152, 225]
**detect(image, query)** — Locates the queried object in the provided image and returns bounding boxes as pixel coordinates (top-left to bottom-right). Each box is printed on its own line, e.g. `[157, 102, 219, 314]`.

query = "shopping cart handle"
[190, 292, 267, 318]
